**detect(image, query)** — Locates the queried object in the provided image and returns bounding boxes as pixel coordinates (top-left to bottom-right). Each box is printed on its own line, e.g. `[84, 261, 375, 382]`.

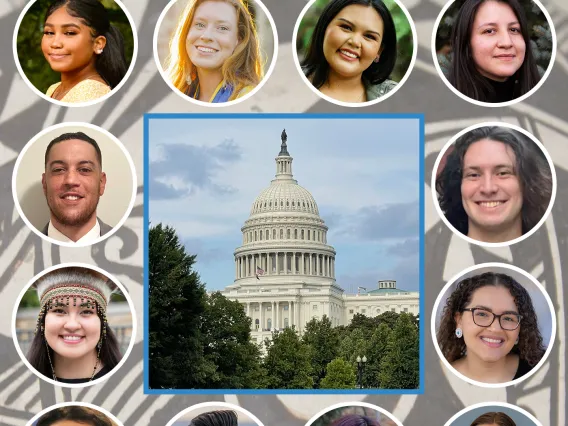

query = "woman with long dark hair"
[437, 272, 546, 384]
[301, 0, 398, 103]
[42, 0, 128, 102]
[447, 0, 540, 103]
[27, 267, 123, 383]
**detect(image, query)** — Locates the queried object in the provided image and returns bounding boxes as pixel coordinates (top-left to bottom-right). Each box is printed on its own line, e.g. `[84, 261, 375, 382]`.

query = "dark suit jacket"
[42, 218, 113, 239]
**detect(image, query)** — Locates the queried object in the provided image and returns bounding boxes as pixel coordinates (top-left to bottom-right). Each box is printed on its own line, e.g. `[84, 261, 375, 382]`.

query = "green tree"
[338, 328, 369, 366]
[377, 311, 400, 329]
[320, 358, 356, 389]
[264, 327, 314, 389]
[363, 323, 392, 387]
[200, 292, 266, 389]
[148, 223, 212, 389]
[379, 313, 419, 389]
[302, 315, 340, 388]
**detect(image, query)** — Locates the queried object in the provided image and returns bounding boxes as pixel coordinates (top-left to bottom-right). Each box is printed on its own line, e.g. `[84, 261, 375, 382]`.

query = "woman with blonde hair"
[166, 0, 263, 103]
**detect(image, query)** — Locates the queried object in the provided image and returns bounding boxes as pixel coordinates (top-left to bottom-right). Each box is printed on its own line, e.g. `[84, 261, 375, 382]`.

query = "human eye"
[51, 167, 65, 174]
[81, 309, 95, 316]
[43, 30, 54, 36]
[482, 28, 496, 35]
[474, 309, 490, 318]
[78, 167, 93, 173]
[510, 26, 521, 33]
[502, 314, 518, 322]
[49, 307, 66, 315]
[218, 25, 230, 31]
[364, 33, 377, 41]
[339, 23, 352, 31]
[64, 31, 77, 36]
[195, 21, 206, 29]
[464, 171, 480, 179]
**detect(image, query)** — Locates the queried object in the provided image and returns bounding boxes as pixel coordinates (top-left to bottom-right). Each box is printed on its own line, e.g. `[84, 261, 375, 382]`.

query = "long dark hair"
[447, 0, 540, 102]
[436, 126, 553, 236]
[26, 302, 122, 380]
[301, 0, 397, 88]
[36, 406, 114, 426]
[437, 272, 545, 367]
[45, 0, 128, 88]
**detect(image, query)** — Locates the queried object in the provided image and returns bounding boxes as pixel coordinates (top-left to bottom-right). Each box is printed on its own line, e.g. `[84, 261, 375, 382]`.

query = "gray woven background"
[0, 0, 566, 425]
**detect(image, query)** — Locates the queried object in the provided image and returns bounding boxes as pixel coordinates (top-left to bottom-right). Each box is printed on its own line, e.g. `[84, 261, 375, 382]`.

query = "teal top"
[365, 79, 397, 101]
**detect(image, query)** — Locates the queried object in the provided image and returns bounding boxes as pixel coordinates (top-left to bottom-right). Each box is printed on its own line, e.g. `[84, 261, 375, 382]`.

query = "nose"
[200, 25, 214, 41]
[63, 169, 80, 186]
[64, 312, 81, 330]
[479, 173, 498, 195]
[50, 33, 63, 48]
[497, 31, 513, 48]
[348, 33, 362, 48]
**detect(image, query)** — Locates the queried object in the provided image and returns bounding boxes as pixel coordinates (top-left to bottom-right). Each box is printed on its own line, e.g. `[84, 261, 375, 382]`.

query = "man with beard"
[42, 132, 111, 242]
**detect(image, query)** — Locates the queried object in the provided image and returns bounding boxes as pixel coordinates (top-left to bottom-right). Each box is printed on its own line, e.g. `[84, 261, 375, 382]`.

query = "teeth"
[340, 50, 357, 58]
[63, 336, 82, 341]
[197, 46, 216, 53]
[479, 201, 503, 208]
[482, 337, 502, 343]
[64, 195, 79, 200]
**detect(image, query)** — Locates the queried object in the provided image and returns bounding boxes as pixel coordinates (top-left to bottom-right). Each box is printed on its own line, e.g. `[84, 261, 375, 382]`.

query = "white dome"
[251, 182, 319, 215]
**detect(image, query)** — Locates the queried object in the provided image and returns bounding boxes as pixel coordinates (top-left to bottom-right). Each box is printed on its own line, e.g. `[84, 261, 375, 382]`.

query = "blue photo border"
[143, 113, 425, 395]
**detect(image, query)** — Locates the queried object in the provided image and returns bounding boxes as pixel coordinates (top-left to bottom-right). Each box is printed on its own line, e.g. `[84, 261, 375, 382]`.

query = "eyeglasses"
[462, 307, 522, 331]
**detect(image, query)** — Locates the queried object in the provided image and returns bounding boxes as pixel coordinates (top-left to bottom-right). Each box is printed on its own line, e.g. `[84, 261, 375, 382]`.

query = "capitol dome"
[232, 129, 336, 283]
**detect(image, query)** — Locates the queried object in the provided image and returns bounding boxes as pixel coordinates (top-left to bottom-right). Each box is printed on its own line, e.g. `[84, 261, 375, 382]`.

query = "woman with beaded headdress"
[27, 267, 122, 383]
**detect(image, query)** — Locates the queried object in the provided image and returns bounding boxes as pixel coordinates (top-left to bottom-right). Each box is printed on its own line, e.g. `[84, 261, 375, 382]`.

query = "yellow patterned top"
[46, 79, 111, 103]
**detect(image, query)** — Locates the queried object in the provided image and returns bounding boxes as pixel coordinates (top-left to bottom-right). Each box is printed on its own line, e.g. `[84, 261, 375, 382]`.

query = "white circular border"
[152, 0, 279, 108]
[443, 401, 543, 426]
[430, 262, 557, 389]
[291, 0, 418, 108]
[11, 262, 138, 389]
[431, 0, 557, 108]
[430, 121, 558, 248]
[25, 401, 125, 426]
[303, 401, 404, 426]
[164, 401, 266, 426]
[12, 0, 139, 108]
[11, 121, 138, 248]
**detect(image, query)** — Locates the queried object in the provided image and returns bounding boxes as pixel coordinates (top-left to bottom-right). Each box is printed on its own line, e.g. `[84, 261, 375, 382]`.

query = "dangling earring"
[373, 56, 380, 63]
[515, 337, 519, 344]
[455, 328, 463, 338]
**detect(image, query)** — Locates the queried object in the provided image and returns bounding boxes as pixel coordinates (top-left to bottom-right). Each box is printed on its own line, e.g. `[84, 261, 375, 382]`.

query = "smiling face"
[42, 139, 106, 232]
[322, 4, 384, 80]
[461, 139, 523, 242]
[44, 301, 101, 362]
[41, 6, 105, 75]
[455, 285, 521, 364]
[470, 0, 526, 82]
[186, 0, 239, 72]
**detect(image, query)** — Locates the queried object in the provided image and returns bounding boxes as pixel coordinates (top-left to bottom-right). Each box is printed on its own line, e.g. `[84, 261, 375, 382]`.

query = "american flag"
[256, 266, 265, 279]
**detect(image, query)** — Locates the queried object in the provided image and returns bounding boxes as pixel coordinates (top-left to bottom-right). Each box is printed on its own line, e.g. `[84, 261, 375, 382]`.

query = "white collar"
[47, 219, 101, 243]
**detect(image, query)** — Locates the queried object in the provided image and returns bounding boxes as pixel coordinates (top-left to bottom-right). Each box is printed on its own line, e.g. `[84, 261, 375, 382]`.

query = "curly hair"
[437, 272, 545, 367]
[36, 406, 115, 426]
[436, 126, 552, 236]
[470, 411, 516, 426]
[189, 410, 238, 426]
[330, 414, 381, 426]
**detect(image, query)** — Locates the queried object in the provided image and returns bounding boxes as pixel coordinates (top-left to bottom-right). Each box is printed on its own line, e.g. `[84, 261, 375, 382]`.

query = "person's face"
[455, 285, 521, 364]
[186, 1, 239, 72]
[44, 301, 101, 361]
[461, 139, 523, 240]
[41, 7, 105, 74]
[322, 5, 384, 80]
[42, 139, 106, 228]
[470, 0, 526, 82]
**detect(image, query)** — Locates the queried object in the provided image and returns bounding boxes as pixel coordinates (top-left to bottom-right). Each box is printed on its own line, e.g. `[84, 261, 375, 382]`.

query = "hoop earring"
[455, 328, 463, 338]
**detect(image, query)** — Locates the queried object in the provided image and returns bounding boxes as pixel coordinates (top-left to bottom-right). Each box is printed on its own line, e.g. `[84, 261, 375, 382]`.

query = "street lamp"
[356, 355, 367, 388]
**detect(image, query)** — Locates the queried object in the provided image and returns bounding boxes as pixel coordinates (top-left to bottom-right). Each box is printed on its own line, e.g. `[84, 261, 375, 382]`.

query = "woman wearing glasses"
[437, 272, 545, 384]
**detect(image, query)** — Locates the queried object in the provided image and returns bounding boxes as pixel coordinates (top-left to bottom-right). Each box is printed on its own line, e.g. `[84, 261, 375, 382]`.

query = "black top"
[513, 357, 533, 380]
[486, 76, 517, 103]
[55, 365, 112, 384]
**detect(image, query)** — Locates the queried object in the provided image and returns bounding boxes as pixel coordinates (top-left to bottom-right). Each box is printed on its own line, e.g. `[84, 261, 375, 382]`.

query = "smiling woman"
[164, 0, 264, 103]
[25, 266, 123, 384]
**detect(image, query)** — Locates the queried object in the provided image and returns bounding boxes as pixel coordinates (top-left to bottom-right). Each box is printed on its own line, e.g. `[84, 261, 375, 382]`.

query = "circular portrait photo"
[432, 123, 556, 246]
[13, 264, 136, 387]
[444, 402, 542, 426]
[305, 402, 402, 426]
[14, 0, 137, 106]
[293, 0, 416, 107]
[154, 0, 278, 106]
[27, 402, 123, 426]
[432, 263, 555, 387]
[433, 0, 556, 106]
[164, 402, 264, 426]
[12, 122, 137, 247]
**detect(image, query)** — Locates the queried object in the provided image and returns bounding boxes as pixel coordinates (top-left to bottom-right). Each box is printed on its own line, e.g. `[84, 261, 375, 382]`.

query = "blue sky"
[148, 116, 421, 292]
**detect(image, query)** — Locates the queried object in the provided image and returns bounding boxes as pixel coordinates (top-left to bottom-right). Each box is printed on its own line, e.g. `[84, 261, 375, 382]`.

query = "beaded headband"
[40, 283, 108, 311]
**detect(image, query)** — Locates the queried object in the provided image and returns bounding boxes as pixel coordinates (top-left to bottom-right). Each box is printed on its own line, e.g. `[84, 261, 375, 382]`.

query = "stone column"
[284, 252, 288, 274]
[292, 252, 296, 274]
[290, 301, 294, 327]
[260, 302, 264, 330]
[276, 301, 279, 329]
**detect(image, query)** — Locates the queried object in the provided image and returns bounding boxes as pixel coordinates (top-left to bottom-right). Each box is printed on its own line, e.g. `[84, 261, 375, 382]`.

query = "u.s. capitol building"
[222, 130, 419, 343]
